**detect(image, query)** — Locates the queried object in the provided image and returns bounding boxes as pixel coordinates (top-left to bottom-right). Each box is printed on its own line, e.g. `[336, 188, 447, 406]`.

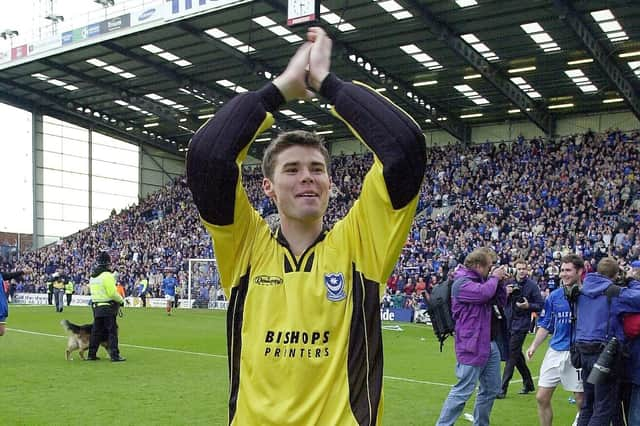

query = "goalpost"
[186, 258, 226, 310]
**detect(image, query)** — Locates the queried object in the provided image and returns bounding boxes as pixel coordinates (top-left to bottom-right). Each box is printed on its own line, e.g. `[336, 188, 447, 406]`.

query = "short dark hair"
[96, 251, 111, 267]
[561, 254, 584, 272]
[261, 130, 331, 180]
[597, 257, 619, 279]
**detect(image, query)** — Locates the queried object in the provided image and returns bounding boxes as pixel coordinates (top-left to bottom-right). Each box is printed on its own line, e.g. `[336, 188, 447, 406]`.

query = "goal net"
[186, 258, 226, 310]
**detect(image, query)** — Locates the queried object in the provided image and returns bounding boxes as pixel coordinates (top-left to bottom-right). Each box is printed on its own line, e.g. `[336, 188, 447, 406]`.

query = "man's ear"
[263, 177, 275, 199]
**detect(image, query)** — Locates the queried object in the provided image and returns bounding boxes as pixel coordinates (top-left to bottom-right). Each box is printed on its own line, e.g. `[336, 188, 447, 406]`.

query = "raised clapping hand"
[307, 26, 332, 92]
[272, 42, 314, 102]
[272, 27, 332, 102]
[491, 265, 508, 281]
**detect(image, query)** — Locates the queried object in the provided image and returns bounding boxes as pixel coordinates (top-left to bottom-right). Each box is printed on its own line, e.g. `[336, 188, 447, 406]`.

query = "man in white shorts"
[526, 254, 584, 426]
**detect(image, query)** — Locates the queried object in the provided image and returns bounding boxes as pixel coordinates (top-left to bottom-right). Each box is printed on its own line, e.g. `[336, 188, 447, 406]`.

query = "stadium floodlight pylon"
[186, 258, 222, 309]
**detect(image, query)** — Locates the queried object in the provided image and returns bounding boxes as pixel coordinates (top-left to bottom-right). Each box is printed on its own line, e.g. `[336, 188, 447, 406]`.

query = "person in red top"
[404, 277, 414, 295]
[387, 274, 398, 293]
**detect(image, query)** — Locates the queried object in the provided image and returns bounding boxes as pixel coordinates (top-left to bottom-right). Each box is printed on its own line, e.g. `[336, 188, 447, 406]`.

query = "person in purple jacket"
[436, 247, 508, 426]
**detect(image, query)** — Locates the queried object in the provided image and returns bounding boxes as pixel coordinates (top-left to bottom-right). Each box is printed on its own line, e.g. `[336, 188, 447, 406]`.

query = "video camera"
[615, 265, 637, 287]
[587, 337, 620, 385]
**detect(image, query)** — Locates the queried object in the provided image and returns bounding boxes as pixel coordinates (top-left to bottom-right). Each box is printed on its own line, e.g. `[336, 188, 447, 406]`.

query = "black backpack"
[427, 279, 456, 352]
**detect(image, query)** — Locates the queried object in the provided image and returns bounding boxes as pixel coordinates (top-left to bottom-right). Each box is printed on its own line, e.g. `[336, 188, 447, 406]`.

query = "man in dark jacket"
[436, 247, 508, 426]
[575, 257, 640, 425]
[498, 259, 543, 398]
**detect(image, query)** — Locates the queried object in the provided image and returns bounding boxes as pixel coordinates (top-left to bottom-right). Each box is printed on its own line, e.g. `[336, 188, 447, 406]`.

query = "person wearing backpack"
[574, 257, 640, 425]
[436, 248, 508, 426]
[626, 261, 640, 426]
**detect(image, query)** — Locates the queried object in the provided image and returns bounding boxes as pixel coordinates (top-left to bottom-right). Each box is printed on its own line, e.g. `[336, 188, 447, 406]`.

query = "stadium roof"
[0, 0, 639, 157]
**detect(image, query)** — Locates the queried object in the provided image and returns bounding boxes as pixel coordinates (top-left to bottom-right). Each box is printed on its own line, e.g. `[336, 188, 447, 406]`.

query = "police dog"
[60, 319, 109, 360]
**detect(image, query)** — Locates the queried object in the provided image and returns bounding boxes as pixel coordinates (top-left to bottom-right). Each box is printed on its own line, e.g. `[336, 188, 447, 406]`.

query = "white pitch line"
[383, 376, 452, 387]
[8, 328, 226, 359]
[122, 343, 226, 359]
[8, 327, 537, 387]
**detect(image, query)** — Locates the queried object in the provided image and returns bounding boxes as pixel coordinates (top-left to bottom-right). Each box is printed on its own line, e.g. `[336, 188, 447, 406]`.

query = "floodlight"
[94, 0, 115, 6]
[0, 29, 19, 39]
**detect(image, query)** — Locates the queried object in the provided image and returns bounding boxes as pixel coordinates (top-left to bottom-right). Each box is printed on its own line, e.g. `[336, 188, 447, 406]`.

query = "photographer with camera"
[575, 257, 640, 425]
[626, 261, 640, 425]
[497, 259, 543, 399]
[526, 254, 584, 426]
[436, 247, 508, 426]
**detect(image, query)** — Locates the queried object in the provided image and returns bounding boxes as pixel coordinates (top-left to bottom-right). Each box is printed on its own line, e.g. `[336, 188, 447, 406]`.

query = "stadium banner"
[208, 300, 228, 310]
[14, 293, 92, 306]
[71, 27, 90, 43]
[380, 307, 414, 322]
[61, 31, 73, 45]
[164, 0, 248, 22]
[11, 45, 28, 60]
[28, 36, 62, 56]
[130, 3, 165, 28]
[100, 14, 131, 34]
[87, 22, 103, 38]
[14, 293, 205, 310]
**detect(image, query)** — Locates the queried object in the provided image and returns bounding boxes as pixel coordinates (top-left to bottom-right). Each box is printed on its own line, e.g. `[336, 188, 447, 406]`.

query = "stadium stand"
[3, 127, 639, 310]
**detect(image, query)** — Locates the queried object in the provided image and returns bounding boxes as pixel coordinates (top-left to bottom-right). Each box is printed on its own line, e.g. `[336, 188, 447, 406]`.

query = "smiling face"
[262, 145, 331, 226]
[560, 262, 581, 287]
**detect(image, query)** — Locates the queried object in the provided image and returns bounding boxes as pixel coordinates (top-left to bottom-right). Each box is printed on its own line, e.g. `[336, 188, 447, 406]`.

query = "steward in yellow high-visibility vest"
[87, 251, 125, 362]
[64, 280, 74, 307]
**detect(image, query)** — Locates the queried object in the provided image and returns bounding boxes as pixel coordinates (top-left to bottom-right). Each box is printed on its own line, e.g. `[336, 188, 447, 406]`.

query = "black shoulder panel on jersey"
[187, 84, 284, 225]
[320, 74, 426, 210]
[348, 264, 383, 425]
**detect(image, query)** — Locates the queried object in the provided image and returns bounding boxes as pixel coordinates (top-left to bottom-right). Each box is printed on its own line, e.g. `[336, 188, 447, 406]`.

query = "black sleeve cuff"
[319, 73, 345, 104]
[257, 82, 286, 113]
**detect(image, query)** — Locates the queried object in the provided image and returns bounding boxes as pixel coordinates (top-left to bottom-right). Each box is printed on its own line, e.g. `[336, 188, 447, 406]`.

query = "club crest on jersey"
[325, 273, 346, 302]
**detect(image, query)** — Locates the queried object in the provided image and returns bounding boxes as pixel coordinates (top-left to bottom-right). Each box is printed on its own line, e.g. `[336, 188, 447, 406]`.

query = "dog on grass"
[60, 319, 110, 360]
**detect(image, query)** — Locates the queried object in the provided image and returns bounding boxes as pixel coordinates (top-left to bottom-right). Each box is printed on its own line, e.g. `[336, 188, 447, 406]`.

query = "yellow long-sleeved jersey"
[187, 74, 426, 425]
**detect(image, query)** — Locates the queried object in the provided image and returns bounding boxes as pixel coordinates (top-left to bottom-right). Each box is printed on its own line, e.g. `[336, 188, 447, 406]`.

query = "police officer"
[87, 251, 126, 362]
[498, 259, 543, 398]
[64, 277, 74, 307]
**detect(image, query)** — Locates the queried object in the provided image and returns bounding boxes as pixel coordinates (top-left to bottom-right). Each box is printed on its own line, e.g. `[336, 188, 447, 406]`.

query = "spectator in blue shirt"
[162, 270, 178, 316]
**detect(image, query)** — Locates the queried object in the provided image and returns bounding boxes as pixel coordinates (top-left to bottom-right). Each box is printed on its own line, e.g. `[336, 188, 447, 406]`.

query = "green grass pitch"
[2, 306, 578, 425]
